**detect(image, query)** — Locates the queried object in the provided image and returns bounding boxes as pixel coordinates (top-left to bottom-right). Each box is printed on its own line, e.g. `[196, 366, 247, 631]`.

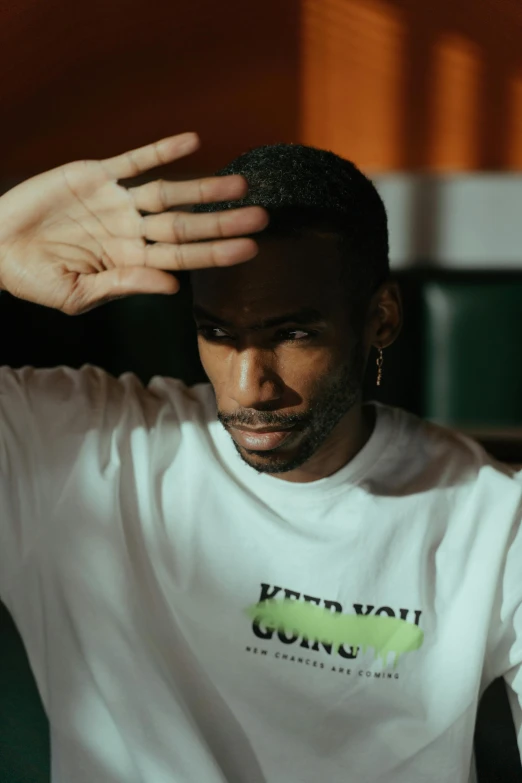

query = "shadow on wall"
[0, 0, 302, 179]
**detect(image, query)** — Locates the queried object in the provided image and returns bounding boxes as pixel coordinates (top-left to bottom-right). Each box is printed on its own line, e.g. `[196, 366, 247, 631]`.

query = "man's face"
[191, 234, 368, 478]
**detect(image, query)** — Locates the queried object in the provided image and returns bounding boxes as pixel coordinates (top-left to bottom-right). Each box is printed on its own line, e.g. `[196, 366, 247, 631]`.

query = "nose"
[228, 346, 284, 409]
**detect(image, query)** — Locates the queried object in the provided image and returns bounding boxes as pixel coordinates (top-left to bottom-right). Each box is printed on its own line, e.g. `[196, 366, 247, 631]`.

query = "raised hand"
[0, 132, 268, 314]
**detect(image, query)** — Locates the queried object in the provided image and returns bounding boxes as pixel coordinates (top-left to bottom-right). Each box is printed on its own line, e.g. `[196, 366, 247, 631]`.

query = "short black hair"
[194, 143, 390, 323]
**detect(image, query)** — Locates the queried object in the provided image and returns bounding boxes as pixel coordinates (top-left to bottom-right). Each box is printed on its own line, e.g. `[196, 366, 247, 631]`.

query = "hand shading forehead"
[191, 234, 346, 322]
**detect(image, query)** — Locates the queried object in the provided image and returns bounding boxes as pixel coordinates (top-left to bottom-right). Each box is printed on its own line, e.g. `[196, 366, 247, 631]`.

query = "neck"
[273, 402, 375, 484]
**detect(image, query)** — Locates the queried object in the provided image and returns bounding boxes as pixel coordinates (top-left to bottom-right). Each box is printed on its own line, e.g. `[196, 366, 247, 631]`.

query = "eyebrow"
[192, 305, 326, 331]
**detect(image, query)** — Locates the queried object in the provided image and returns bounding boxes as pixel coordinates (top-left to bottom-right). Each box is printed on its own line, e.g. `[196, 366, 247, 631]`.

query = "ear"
[363, 281, 403, 351]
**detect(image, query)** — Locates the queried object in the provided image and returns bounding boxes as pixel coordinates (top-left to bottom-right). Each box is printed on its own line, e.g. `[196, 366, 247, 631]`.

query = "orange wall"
[301, 0, 522, 170]
[1, 0, 522, 177]
[0, 0, 301, 178]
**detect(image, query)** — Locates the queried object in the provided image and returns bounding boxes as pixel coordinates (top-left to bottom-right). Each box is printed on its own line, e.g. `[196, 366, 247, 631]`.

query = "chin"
[235, 443, 309, 475]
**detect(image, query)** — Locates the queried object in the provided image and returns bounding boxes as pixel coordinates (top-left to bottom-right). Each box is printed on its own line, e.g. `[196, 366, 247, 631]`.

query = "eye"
[196, 326, 233, 341]
[276, 329, 317, 343]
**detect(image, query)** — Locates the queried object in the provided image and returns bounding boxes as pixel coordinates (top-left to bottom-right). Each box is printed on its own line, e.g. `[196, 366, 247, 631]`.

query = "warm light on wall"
[507, 75, 522, 169]
[428, 34, 481, 170]
[300, 0, 404, 170]
[2, 0, 522, 175]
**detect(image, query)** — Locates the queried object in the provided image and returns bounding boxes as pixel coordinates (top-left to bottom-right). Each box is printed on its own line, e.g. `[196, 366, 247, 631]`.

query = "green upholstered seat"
[0, 601, 49, 782]
[422, 278, 522, 428]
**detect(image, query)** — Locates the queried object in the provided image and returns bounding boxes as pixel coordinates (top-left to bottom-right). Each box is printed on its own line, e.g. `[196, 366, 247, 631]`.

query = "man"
[0, 132, 520, 783]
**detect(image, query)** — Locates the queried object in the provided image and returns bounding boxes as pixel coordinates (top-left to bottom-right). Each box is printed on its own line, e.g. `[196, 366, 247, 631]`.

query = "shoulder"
[0, 363, 216, 431]
[146, 376, 216, 424]
[372, 403, 520, 498]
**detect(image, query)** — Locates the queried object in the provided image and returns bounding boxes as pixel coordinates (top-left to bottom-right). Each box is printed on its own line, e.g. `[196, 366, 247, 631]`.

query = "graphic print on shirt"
[245, 583, 424, 679]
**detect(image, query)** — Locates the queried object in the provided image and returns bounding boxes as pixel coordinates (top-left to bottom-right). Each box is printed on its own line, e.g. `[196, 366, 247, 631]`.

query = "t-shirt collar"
[211, 402, 400, 503]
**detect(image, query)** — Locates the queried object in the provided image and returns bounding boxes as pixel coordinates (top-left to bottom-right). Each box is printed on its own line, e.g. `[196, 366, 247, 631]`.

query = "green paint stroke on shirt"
[246, 599, 424, 667]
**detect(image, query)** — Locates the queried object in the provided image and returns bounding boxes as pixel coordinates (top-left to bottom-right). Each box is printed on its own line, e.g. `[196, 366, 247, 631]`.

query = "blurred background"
[1, 1, 522, 780]
[1, 0, 522, 442]
[2, 0, 522, 445]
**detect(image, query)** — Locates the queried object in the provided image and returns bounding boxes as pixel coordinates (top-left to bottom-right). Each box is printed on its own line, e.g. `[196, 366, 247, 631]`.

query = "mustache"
[218, 410, 310, 429]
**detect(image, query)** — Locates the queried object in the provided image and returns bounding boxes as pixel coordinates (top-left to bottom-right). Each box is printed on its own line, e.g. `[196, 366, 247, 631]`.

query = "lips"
[229, 425, 297, 451]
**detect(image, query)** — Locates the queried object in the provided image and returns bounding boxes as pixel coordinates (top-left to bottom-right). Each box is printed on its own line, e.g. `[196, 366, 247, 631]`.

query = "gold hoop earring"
[376, 347, 384, 387]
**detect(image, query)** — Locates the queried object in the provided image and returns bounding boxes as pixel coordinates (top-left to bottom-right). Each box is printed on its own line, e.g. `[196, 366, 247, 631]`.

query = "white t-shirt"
[1, 364, 522, 783]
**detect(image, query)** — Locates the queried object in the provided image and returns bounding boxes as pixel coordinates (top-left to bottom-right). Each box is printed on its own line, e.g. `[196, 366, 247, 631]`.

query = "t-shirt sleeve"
[486, 477, 522, 746]
[0, 364, 170, 598]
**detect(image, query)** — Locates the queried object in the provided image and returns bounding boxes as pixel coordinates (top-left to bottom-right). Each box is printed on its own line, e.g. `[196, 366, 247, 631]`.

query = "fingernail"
[179, 132, 200, 151]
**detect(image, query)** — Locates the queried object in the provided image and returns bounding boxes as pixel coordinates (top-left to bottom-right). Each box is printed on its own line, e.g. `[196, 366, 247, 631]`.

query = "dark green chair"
[422, 276, 522, 428]
[0, 601, 49, 782]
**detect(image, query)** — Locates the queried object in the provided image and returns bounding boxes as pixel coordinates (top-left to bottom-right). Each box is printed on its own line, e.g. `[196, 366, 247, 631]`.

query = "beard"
[217, 341, 366, 475]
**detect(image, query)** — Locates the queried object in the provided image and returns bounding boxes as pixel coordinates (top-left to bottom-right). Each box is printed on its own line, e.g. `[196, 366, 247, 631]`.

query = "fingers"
[143, 237, 260, 271]
[67, 235, 259, 314]
[129, 174, 250, 213]
[102, 132, 201, 180]
[143, 206, 268, 244]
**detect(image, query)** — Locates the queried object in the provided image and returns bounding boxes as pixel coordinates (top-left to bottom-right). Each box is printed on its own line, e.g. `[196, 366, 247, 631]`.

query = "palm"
[0, 133, 267, 314]
[0, 163, 147, 311]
